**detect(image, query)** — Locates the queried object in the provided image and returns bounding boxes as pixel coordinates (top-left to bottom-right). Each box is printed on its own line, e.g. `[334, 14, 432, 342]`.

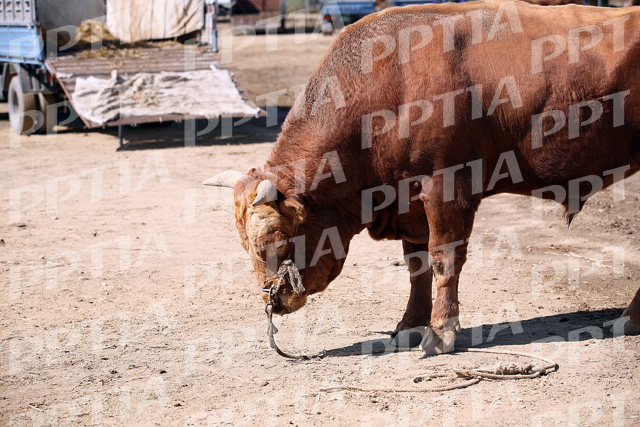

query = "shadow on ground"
[316, 308, 627, 358]
[50, 107, 290, 150]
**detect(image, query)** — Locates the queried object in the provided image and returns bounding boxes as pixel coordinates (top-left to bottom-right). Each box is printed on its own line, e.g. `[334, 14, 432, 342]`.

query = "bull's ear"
[280, 198, 306, 225]
[202, 170, 244, 187]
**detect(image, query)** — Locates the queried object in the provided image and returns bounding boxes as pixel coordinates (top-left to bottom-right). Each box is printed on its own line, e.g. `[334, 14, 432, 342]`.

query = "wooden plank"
[52, 52, 221, 65]
[49, 48, 224, 78]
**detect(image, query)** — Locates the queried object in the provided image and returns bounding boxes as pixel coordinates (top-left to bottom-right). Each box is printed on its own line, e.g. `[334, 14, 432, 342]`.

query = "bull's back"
[287, 1, 640, 194]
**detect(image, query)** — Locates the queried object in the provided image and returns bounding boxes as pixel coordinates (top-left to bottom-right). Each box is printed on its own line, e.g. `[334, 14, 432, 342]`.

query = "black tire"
[8, 77, 38, 135]
[37, 93, 57, 134]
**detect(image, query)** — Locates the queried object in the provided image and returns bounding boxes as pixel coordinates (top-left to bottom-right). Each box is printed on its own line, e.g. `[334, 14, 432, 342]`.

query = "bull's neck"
[295, 204, 364, 290]
[265, 130, 366, 276]
[266, 129, 369, 201]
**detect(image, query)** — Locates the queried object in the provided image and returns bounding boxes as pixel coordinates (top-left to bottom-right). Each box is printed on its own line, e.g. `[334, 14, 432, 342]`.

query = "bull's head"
[204, 169, 312, 315]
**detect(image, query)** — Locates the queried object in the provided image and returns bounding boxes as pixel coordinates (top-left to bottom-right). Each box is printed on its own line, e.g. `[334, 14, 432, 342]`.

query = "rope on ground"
[317, 348, 558, 394]
[319, 378, 482, 394]
[265, 302, 559, 393]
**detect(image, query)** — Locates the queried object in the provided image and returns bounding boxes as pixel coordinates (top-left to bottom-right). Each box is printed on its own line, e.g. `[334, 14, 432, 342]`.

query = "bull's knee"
[428, 242, 467, 278]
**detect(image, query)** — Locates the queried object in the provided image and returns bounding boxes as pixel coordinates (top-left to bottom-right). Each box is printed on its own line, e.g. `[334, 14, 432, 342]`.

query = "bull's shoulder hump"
[344, 0, 639, 38]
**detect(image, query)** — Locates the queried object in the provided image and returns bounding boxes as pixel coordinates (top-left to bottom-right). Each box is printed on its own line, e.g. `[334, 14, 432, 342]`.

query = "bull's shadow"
[319, 308, 627, 357]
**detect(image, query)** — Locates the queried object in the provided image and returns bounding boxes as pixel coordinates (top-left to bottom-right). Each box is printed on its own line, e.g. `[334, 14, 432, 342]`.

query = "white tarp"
[71, 66, 260, 125]
[106, 0, 204, 43]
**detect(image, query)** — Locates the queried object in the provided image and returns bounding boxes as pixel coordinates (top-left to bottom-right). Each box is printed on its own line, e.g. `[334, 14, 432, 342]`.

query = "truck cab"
[0, 0, 58, 135]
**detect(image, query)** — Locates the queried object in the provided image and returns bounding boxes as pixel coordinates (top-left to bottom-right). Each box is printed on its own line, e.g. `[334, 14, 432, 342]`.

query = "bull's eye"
[277, 242, 290, 258]
[254, 231, 289, 260]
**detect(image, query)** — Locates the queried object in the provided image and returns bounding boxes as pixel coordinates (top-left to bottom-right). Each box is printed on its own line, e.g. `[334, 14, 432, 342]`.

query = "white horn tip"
[202, 170, 244, 187]
[252, 180, 278, 206]
[202, 178, 217, 186]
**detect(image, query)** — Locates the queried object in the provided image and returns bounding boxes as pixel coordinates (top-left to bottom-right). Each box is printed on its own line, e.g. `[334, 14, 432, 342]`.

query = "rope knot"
[277, 259, 305, 296]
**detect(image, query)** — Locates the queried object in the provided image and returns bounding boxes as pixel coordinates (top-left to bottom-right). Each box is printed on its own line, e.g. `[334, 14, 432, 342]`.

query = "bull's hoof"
[612, 312, 640, 336]
[389, 326, 426, 348]
[420, 326, 457, 355]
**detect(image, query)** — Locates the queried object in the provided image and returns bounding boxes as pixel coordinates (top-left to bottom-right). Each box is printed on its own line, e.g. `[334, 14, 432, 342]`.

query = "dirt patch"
[1, 29, 639, 426]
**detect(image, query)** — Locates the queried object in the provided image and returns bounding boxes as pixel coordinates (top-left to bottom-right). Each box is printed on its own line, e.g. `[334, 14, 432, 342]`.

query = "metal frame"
[0, 0, 36, 26]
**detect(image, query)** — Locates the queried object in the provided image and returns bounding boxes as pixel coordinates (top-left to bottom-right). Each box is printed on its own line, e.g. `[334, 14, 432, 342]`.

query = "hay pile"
[75, 20, 121, 50]
[49, 20, 183, 59]
[43, 20, 119, 57]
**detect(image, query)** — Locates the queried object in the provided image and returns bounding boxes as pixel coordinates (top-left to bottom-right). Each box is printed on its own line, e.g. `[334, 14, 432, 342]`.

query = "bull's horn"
[252, 180, 277, 206]
[202, 170, 244, 187]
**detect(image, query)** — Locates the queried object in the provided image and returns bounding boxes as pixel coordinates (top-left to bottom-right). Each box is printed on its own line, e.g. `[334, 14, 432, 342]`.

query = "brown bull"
[206, 0, 640, 354]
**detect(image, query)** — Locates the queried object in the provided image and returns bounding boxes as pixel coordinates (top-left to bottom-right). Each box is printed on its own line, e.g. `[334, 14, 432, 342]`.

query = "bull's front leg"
[390, 240, 432, 348]
[420, 178, 479, 355]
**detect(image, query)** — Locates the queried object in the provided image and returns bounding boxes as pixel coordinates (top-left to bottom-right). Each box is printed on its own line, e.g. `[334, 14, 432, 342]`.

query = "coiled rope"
[263, 260, 558, 393]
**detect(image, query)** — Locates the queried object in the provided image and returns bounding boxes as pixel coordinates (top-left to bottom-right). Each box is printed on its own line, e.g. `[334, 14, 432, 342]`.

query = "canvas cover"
[106, 0, 204, 43]
[71, 66, 260, 125]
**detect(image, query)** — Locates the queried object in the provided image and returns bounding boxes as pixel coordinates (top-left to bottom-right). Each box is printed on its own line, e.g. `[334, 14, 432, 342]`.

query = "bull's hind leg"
[613, 287, 640, 335]
[390, 240, 432, 348]
[420, 178, 480, 355]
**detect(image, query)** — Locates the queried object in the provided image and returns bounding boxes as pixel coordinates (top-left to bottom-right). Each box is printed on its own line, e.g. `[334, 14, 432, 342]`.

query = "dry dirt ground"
[1, 28, 640, 427]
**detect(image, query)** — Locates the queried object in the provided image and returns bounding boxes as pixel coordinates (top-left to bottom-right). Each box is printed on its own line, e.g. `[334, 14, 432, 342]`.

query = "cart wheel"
[8, 77, 38, 135]
[37, 93, 57, 134]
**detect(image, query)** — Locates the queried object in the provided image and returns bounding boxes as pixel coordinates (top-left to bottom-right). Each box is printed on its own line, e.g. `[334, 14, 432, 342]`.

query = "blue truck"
[319, 0, 377, 34]
[319, 0, 476, 34]
[0, 0, 58, 135]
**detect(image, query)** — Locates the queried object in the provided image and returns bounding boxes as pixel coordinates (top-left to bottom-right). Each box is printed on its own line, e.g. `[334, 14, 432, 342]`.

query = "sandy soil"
[1, 29, 639, 427]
